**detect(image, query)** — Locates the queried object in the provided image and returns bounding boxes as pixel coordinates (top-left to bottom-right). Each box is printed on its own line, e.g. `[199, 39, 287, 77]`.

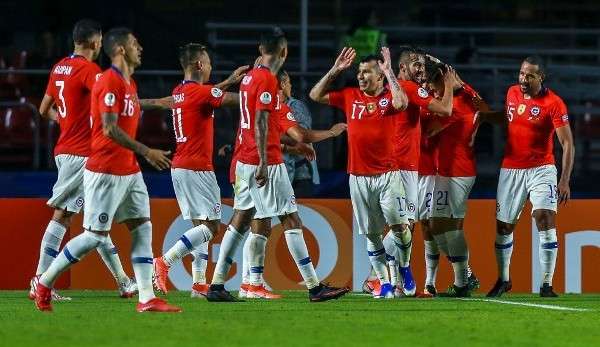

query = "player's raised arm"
[220, 92, 239, 107]
[286, 123, 347, 143]
[101, 112, 171, 170]
[556, 124, 575, 205]
[215, 65, 250, 90]
[379, 47, 408, 110]
[39, 94, 58, 121]
[309, 47, 355, 104]
[426, 67, 456, 116]
[139, 96, 174, 110]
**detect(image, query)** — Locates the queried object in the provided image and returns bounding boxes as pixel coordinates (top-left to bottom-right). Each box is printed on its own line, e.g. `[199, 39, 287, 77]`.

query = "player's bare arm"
[215, 65, 250, 90]
[309, 47, 356, 104]
[39, 94, 58, 121]
[283, 142, 316, 161]
[556, 124, 575, 205]
[220, 92, 240, 107]
[139, 96, 174, 110]
[427, 67, 456, 116]
[254, 109, 269, 187]
[101, 112, 171, 170]
[379, 47, 408, 110]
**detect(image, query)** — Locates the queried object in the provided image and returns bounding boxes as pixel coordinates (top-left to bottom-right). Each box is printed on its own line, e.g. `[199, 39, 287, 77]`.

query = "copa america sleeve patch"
[417, 87, 429, 98]
[259, 92, 272, 105]
[104, 92, 116, 107]
[95, 73, 102, 81]
[562, 114, 569, 122]
[211, 87, 223, 98]
[286, 112, 296, 121]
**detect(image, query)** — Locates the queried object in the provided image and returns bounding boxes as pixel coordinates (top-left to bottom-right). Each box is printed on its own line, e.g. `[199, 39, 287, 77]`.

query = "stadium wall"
[2, 198, 599, 293]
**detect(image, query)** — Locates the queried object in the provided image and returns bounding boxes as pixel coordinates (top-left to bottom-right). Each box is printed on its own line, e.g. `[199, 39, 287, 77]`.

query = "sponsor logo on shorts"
[290, 195, 296, 205]
[211, 87, 223, 98]
[99, 213, 109, 223]
[417, 87, 429, 98]
[75, 197, 84, 207]
[407, 203, 415, 212]
[214, 202, 222, 214]
[259, 92, 272, 105]
[496, 203, 500, 213]
[104, 93, 116, 107]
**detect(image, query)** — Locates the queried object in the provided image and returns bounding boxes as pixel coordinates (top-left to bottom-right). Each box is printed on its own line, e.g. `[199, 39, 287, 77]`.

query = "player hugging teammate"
[31, 21, 574, 312]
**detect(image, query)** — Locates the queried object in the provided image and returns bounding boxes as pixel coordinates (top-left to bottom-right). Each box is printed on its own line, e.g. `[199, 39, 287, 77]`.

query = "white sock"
[130, 222, 155, 303]
[495, 233, 513, 282]
[242, 233, 252, 285]
[446, 229, 469, 288]
[424, 240, 440, 287]
[39, 230, 106, 287]
[163, 224, 213, 267]
[388, 229, 412, 267]
[248, 233, 267, 286]
[382, 233, 399, 285]
[191, 241, 209, 284]
[36, 220, 67, 275]
[96, 234, 129, 285]
[366, 234, 390, 285]
[285, 229, 319, 289]
[539, 228, 558, 285]
[212, 225, 245, 285]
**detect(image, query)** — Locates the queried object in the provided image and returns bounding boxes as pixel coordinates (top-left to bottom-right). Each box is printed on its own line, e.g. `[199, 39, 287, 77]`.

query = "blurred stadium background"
[1, 0, 599, 198]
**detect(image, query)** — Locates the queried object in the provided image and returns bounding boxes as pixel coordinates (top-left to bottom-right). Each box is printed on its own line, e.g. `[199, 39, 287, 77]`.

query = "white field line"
[460, 298, 591, 312]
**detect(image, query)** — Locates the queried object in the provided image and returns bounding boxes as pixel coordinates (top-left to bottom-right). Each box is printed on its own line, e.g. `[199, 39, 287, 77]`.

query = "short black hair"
[178, 43, 208, 69]
[260, 27, 287, 54]
[424, 57, 447, 83]
[72, 19, 102, 45]
[360, 54, 383, 64]
[276, 69, 289, 83]
[523, 55, 546, 75]
[397, 45, 425, 65]
[102, 27, 133, 58]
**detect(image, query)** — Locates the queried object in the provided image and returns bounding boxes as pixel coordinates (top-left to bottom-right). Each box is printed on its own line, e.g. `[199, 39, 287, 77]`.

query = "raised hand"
[333, 47, 356, 72]
[378, 47, 392, 73]
[226, 65, 250, 84]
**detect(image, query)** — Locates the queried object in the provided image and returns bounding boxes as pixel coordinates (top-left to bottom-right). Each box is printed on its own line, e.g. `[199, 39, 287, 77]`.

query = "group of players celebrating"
[29, 19, 574, 313]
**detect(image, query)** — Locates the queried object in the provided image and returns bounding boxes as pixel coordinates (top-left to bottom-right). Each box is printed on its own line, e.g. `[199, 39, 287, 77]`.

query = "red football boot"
[152, 257, 170, 294]
[35, 282, 53, 312]
[136, 298, 182, 313]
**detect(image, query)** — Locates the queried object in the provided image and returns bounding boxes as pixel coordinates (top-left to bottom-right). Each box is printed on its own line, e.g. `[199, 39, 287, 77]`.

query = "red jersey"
[236, 65, 281, 165]
[44, 55, 101, 157]
[502, 85, 569, 169]
[229, 100, 297, 183]
[171, 81, 224, 171]
[394, 80, 434, 171]
[87, 66, 141, 175]
[329, 87, 400, 175]
[436, 85, 479, 177]
[418, 109, 438, 176]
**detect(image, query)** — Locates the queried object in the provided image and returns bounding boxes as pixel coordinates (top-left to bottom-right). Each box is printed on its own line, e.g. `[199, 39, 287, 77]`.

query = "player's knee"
[52, 209, 75, 228]
[533, 209, 555, 231]
[496, 220, 515, 235]
[279, 212, 302, 230]
[124, 217, 151, 231]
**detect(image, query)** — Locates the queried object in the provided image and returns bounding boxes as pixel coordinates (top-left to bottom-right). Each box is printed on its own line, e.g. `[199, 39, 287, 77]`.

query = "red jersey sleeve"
[401, 80, 433, 107]
[254, 75, 278, 112]
[327, 88, 348, 110]
[203, 85, 225, 108]
[278, 106, 298, 133]
[551, 98, 569, 128]
[97, 75, 123, 115]
[82, 64, 101, 91]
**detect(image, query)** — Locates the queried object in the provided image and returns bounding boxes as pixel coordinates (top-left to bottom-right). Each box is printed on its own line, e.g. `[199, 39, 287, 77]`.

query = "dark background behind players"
[1, 0, 599, 199]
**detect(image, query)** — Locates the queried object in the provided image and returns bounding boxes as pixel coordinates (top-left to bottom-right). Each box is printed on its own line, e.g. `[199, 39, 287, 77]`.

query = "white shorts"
[398, 170, 418, 221]
[83, 170, 150, 231]
[431, 176, 476, 219]
[171, 168, 221, 221]
[349, 170, 409, 235]
[417, 175, 436, 221]
[47, 154, 86, 213]
[496, 165, 558, 224]
[233, 162, 297, 219]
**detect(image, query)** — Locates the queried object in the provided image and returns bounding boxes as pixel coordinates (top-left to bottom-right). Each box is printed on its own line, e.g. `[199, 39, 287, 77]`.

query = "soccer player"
[33, 19, 136, 301]
[482, 57, 575, 298]
[311, 46, 412, 299]
[207, 27, 349, 302]
[34, 27, 180, 313]
[151, 43, 247, 297]
[423, 60, 481, 297]
[238, 80, 347, 299]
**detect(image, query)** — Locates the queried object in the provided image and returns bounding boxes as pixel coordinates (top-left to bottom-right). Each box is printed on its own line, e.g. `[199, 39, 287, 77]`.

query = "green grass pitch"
[2, 291, 600, 347]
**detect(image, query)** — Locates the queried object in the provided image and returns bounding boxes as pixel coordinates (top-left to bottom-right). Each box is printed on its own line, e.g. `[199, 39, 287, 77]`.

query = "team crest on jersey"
[211, 87, 223, 98]
[259, 92, 272, 105]
[517, 104, 526, 115]
[378, 98, 389, 107]
[242, 76, 252, 85]
[417, 87, 429, 98]
[286, 112, 295, 121]
[530, 106, 540, 116]
[367, 102, 376, 113]
[104, 93, 116, 107]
